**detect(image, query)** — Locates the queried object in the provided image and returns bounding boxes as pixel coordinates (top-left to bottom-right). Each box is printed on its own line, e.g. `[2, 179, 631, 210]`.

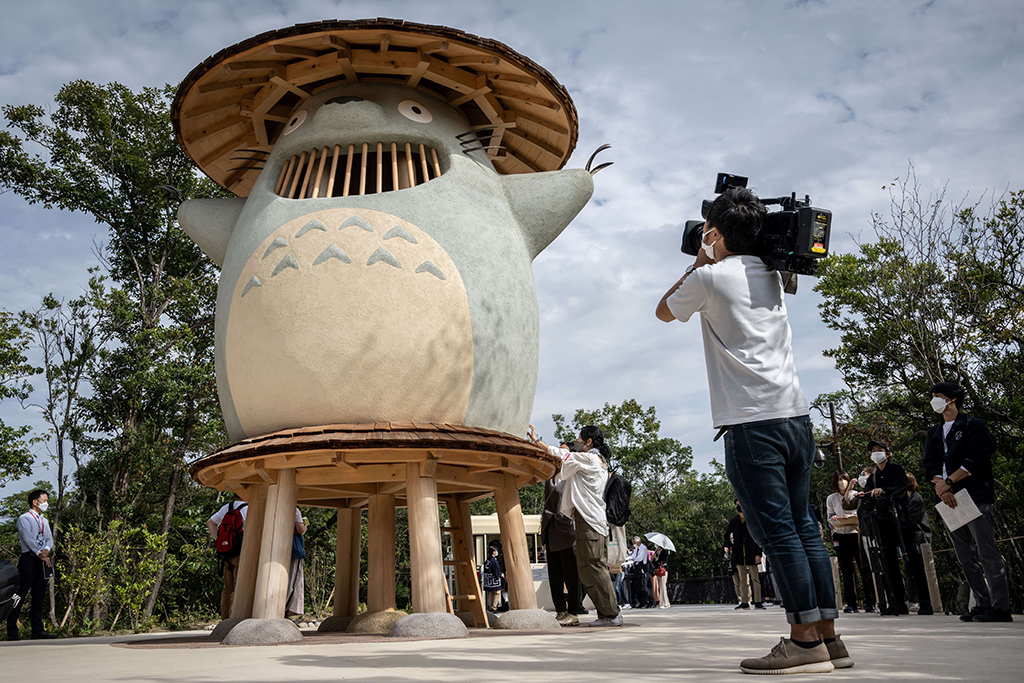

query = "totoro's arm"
[177, 198, 246, 267]
[500, 169, 594, 260]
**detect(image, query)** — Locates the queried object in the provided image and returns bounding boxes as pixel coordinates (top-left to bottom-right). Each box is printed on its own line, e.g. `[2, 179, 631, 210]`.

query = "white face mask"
[858, 475, 868, 487]
[37, 501, 49, 512]
[870, 451, 887, 464]
[701, 227, 719, 261]
[930, 396, 950, 413]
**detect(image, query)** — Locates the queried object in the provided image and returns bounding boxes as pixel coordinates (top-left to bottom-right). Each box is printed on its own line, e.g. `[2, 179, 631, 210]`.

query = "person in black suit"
[923, 381, 1011, 622]
[862, 441, 910, 615]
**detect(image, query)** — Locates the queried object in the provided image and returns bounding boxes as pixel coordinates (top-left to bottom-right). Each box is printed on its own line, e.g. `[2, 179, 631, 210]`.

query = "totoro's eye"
[282, 110, 307, 136]
[398, 100, 432, 123]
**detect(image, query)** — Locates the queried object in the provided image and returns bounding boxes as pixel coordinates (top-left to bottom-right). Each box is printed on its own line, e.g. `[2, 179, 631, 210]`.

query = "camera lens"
[681, 220, 705, 256]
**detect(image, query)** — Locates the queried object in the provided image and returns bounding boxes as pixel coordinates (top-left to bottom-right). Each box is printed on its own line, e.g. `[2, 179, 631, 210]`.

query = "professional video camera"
[681, 173, 832, 293]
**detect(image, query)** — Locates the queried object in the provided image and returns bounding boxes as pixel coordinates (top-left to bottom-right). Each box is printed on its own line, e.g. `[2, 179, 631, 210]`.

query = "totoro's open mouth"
[274, 142, 445, 199]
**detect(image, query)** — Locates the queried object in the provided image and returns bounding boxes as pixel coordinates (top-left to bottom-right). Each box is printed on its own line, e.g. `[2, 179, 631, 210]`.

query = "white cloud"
[2, 0, 1023, 493]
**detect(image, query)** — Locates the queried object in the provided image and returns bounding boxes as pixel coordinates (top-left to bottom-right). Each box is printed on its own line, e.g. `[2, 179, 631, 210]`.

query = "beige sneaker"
[739, 638, 834, 675]
[556, 611, 580, 627]
[826, 635, 853, 668]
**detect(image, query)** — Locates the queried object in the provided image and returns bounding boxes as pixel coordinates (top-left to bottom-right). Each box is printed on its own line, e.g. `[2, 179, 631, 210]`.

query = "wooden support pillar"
[367, 493, 397, 612]
[493, 472, 537, 609]
[230, 483, 267, 619]
[407, 461, 446, 613]
[252, 468, 298, 619]
[333, 507, 362, 617]
[830, 556, 842, 611]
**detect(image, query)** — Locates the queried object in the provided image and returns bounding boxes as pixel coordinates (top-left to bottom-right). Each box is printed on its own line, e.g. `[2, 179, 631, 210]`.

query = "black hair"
[930, 381, 964, 409]
[28, 489, 48, 507]
[706, 187, 766, 254]
[831, 471, 851, 493]
[579, 425, 613, 462]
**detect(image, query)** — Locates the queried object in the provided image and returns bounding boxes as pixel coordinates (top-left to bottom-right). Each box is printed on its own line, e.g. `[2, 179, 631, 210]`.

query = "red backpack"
[216, 501, 247, 559]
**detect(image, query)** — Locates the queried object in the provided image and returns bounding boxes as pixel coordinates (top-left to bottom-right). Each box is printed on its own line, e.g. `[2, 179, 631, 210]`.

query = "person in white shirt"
[530, 424, 622, 627]
[208, 499, 248, 619]
[6, 489, 55, 640]
[656, 187, 846, 674]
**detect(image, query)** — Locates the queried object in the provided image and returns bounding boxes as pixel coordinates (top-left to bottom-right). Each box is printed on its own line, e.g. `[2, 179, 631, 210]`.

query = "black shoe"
[735, 603, 750, 610]
[973, 608, 1013, 623]
[30, 632, 54, 640]
[960, 605, 988, 622]
[575, 608, 589, 615]
[6, 633, 19, 642]
[917, 604, 934, 616]
[897, 603, 910, 615]
[754, 602, 766, 610]
[843, 606, 857, 614]
[864, 605, 876, 613]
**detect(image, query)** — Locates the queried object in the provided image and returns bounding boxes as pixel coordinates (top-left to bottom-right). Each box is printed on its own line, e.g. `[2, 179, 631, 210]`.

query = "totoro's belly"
[224, 207, 474, 436]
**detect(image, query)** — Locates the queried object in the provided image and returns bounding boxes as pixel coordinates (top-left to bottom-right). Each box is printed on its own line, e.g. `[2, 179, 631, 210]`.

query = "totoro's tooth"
[313, 244, 352, 266]
[415, 261, 446, 280]
[262, 237, 289, 259]
[271, 253, 300, 277]
[240, 276, 262, 297]
[366, 247, 402, 269]
[339, 215, 373, 232]
[383, 226, 418, 244]
[296, 219, 328, 238]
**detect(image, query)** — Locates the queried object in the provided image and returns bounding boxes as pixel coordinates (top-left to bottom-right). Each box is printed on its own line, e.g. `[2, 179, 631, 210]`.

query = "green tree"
[0, 310, 40, 484]
[0, 80, 229, 621]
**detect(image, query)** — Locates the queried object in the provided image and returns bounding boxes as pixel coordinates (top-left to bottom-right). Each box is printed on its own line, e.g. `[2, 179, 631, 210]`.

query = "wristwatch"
[944, 477, 955, 487]
[684, 264, 698, 276]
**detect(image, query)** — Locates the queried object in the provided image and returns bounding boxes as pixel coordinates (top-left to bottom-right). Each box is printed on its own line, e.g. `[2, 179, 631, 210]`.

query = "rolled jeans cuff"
[787, 606, 840, 625]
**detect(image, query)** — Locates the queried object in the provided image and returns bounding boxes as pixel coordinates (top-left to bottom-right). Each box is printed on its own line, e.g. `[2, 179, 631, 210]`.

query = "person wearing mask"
[629, 535, 652, 608]
[541, 472, 582, 626]
[725, 502, 764, 610]
[901, 474, 933, 615]
[657, 187, 845, 673]
[530, 424, 622, 627]
[862, 441, 910, 615]
[924, 382, 1010, 622]
[6, 489, 55, 640]
[827, 472, 868, 613]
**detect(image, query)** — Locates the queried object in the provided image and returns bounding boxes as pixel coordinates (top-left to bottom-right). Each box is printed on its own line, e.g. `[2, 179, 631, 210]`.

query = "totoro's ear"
[501, 169, 594, 260]
[177, 198, 246, 267]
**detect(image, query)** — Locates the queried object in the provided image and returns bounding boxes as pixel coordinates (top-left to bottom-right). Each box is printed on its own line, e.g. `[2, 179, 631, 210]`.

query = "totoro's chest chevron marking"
[236, 210, 452, 300]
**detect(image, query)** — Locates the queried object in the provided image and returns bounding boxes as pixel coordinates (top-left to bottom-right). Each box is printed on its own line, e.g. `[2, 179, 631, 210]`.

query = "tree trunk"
[142, 459, 183, 618]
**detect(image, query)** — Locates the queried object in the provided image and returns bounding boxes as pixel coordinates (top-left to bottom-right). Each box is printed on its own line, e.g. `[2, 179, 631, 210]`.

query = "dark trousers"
[631, 565, 652, 606]
[903, 539, 932, 609]
[948, 503, 1010, 610]
[7, 552, 47, 638]
[835, 533, 876, 608]
[547, 546, 582, 614]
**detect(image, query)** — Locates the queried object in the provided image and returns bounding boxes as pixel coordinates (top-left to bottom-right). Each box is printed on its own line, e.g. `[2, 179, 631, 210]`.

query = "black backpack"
[0, 560, 20, 622]
[604, 471, 633, 527]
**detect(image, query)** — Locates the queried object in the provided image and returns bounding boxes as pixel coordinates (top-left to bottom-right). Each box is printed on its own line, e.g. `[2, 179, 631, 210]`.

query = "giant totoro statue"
[172, 19, 605, 442]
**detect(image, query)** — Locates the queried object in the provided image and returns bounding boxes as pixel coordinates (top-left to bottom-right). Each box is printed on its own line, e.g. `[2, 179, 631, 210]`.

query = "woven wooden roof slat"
[491, 87, 560, 112]
[508, 109, 568, 137]
[226, 61, 283, 71]
[411, 423, 439, 431]
[198, 76, 271, 95]
[504, 128, 562, 161]
[183, 100, 240, 120]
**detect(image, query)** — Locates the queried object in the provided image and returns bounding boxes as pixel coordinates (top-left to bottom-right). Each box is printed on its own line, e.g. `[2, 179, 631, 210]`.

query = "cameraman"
[859, 441, 910, 615]
[656, 188, 846, 675]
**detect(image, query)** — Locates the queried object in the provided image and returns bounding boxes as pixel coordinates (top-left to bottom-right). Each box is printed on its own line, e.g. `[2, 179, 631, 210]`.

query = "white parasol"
[644, 531, 676, 552]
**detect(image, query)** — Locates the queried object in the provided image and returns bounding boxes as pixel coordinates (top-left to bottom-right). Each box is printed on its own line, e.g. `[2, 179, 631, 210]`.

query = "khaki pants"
[733, 564, 761, 604]
[220, 556, 240, 620]
[575, 516, 620, 620]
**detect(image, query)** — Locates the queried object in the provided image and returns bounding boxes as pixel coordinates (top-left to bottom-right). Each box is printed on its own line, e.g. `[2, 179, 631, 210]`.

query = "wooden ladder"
[440, 495, 489, 628]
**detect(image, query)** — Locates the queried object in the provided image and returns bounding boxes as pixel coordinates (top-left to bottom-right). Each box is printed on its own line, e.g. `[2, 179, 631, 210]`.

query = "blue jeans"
[613, 570, 627, 605]
[724, 415, 838, 625]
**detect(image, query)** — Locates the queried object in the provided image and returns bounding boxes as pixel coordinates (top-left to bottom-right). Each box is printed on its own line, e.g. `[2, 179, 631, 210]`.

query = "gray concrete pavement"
[2, 605, 1021, 681]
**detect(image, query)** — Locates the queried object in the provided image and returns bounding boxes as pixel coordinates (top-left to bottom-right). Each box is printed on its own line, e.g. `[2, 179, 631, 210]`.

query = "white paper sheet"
[935, 488, 983, 532]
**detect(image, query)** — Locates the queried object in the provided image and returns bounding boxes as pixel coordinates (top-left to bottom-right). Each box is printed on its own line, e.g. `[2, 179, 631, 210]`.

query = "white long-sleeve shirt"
[549, 446, 609, 537]
[16, 510, 53, 556]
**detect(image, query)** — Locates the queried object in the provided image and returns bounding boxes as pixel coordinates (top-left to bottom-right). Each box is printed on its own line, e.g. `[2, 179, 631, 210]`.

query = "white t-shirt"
[209, 503, 302, 527]
[666, 255, 808, 427]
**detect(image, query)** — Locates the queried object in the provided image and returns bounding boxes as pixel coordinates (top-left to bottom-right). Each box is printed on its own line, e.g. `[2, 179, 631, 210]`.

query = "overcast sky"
[2, 0, 1022, 496]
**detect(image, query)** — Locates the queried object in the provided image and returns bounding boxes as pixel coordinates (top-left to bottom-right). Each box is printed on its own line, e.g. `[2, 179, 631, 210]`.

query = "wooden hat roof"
[172, 18, 580, 196]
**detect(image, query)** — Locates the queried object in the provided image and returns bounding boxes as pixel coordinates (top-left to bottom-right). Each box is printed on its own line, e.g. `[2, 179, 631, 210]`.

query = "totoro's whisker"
[461, 145, 505, 154]
[275, 142, 446, 199]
